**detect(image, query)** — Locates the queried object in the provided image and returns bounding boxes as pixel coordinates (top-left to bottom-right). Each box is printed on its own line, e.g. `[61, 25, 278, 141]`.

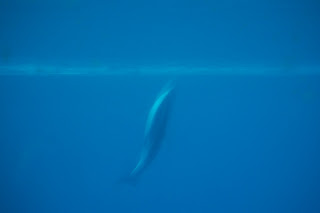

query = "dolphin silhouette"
[120, 80, 176, 185]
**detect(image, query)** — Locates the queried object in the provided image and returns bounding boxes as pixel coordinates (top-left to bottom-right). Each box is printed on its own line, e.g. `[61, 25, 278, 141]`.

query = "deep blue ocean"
[1, 0, 320, 213]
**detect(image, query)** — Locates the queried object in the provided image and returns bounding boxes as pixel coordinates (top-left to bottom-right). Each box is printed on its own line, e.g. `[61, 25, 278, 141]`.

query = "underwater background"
[0, 0, 320, 212]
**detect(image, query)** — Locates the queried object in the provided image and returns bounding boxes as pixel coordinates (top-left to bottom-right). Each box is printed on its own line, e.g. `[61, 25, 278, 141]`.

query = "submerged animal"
[120, 80, 176, 185]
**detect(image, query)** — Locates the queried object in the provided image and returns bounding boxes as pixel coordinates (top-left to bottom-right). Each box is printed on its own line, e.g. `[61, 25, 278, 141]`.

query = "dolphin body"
[120, 81, 176, 185]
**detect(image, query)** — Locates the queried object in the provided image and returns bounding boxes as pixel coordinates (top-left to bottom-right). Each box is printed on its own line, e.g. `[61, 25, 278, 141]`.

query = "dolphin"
[120, 80, 176, 185]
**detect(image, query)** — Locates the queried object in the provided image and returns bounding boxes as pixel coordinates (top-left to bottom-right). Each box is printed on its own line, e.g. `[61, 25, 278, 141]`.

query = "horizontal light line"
[0, 64, 320, 76]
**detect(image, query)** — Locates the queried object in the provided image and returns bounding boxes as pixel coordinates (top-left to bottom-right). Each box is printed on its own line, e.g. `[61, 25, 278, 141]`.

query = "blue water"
[1, 0, 319, 66]
[1, 76, 320, 212]
[1, 0, 320, 213]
